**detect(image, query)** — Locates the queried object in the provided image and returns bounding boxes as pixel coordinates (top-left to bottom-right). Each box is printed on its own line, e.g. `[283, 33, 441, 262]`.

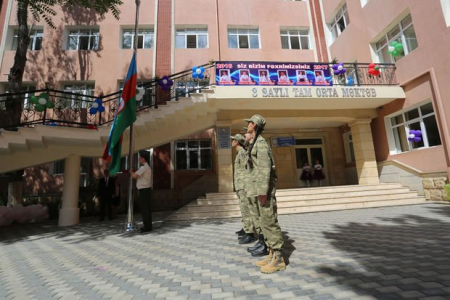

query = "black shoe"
[251, 242, 269, 257]
[247, 234, 264, 252]
[235, 228, 245, 236]
[138, 227, 152, 233]
[239, 233, 256, 244]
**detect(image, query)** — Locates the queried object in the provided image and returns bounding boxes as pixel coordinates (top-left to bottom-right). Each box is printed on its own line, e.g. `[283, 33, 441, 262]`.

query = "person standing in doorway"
[131, 151, 153, 233]
[98, 169, 115, 221]
[313, 159, 325, 186]
[231, 134, 255, 244]
[245, 114, 285, 274]
[300, 162, 312, 187]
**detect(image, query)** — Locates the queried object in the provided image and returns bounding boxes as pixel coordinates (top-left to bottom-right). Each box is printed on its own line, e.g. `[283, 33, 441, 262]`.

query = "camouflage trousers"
[237, 190, 254, 234]
[248, 195, 284, 250]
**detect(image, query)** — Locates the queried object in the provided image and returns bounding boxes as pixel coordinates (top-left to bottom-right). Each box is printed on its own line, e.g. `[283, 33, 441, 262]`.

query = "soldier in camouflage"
[245, 114, 286, 274]
[231, 134, 255, 244]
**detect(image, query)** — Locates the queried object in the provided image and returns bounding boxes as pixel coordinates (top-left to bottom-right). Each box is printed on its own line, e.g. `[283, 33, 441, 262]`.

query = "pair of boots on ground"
[236, 228, 286, 273]
[237, 229, 268, 256]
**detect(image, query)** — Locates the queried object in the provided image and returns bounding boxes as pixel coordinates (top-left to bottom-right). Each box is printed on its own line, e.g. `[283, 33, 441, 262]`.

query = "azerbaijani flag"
[102, 53, 138, 175]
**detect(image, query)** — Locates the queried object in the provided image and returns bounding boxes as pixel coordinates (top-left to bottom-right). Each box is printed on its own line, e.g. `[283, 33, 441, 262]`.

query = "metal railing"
[0, 62, 395, 130]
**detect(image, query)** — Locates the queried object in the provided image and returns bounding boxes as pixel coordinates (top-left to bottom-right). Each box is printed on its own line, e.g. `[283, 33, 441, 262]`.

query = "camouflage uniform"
[234, 145, 254, 234]
[246, 135, 283, 250]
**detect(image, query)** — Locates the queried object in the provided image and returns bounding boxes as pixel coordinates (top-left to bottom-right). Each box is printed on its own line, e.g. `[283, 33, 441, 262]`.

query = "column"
[216, 124, 234, 193]
[349, 119, 380, 185]
[59, 155, 81, 226]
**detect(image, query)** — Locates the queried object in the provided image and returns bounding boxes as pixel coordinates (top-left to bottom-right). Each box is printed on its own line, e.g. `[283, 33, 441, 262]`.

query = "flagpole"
[124, 0, 141, 233]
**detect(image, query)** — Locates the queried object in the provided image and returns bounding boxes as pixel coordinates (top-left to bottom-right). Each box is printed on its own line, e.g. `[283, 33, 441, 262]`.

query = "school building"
[0, 0, 449, 226]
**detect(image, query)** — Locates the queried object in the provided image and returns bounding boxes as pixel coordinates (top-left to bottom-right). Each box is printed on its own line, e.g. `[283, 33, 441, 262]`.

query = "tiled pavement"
[1, 203, 450, 300]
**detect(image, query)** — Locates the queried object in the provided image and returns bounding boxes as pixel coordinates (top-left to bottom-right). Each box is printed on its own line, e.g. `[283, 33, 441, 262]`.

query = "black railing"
[0, 62, 395, 130]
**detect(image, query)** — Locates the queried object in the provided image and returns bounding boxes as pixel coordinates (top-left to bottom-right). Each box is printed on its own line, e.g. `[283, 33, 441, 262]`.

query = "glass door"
[295, 145, 328, 187]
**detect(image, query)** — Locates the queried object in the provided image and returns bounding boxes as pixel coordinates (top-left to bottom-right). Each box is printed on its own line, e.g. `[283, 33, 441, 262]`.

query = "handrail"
[0, 62, 396, 130]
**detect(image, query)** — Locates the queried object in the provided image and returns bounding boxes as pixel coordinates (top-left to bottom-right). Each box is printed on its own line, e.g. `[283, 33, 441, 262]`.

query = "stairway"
[0, 91, 217, 173]
[165, 183, 427, 221]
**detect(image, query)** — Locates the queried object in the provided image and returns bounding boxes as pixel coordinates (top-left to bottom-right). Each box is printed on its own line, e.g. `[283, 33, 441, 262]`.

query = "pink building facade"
[0, 0, 449, 208]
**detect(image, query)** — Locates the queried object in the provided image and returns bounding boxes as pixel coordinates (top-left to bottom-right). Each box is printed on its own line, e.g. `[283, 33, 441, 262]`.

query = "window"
[68, 29, 99, 50]
[175, 78, 210, 98]
[119, 81, 153, 107]
[175, 139, 212, 170]
[343, 132, 355, 163]
[228, 28, 260, 49]
[62, 84, 95, 108]
[175, 28, 208, 48]
[12, 29, 43, 50]
[376, 14, 418, 63]
[442, 0, 450, 27]
[280, 29, 310, 49]
[360, 0, 369, 7]
[3, 84, 36, 110]
[330, 3, 350, 41]
[50, 158, 89, 175]
[122, 29, 154, 49]
[388, 102, 441, 153]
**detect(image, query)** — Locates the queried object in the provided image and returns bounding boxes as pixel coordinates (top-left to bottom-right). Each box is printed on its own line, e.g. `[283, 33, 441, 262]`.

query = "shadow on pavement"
[318, 204, 450, 299]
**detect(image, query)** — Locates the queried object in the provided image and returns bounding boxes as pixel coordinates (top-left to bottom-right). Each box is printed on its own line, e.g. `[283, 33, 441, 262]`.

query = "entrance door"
[295, 145, 328, 187]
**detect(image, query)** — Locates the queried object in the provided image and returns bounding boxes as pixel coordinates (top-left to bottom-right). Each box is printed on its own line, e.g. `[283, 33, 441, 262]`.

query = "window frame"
[175, 28, 208, 49]
[62, 83, 95, 109]
[67, 29, 100, 51]
[12, 29, 43, 51]
[122, 28, 154, 49]
[119, 81, 154, 107]
[386, 102, 441, 154]
[280, 29, 310, 50]
[175, 139, 213, 170]
[330, 3, 350, 41]
[375, 14, 418, 63]
[343, 131, 355, 163]
[227, 28, 260, 49]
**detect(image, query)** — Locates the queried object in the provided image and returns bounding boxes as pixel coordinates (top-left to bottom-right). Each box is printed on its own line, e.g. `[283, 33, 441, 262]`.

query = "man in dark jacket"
[98, 169, 116, 221]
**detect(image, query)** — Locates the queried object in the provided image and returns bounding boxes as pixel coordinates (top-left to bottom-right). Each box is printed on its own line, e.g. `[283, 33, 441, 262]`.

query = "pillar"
[349, 119, 380, 185]
[59, 155, 81, 226]
[216, 124, 234, 193]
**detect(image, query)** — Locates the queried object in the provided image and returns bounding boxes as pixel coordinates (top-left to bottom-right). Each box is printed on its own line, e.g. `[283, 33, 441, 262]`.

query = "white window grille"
[280, 29, 310, 49]
[330, 3, 350, 41]
[122, 29, 154, 49]
[68, 29, 99, 50]
[175, 28, 208, 49]
[228, 28, 260, 49]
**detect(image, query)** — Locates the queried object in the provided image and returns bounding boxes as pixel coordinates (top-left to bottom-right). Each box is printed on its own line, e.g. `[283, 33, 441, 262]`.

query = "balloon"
[347, 77, 355, 86]
[47, 101, 55, 109]
[35, 104, 45, 112]
[395, 43, 403, 51]
[30, 96, 38, 104]
[413, 137, 422, 143]
[388, 46, 395, 52]
[98, 106, 105, 113]
[89, 107, 97, 115]
[374, 65, 379, 71]
[415, 130, 422, 137]
[368, 63, 375, 68]
[337, 65, 343, 71]
[38, 98, 47, 105]
[192, 73, 198, 79]
[162, 79, 168, 84]
[92, 102, 99, 108]
[392, 50, 399, 56]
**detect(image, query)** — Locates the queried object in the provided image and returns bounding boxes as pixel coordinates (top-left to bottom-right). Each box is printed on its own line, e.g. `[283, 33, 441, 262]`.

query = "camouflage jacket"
[234, 147, 247, 191]
[246, 135, 277, 196]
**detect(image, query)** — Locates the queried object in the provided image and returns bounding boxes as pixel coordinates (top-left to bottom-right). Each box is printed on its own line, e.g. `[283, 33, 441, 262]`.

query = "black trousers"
[138, 188, 152, 230]
[99, 197, 112, 220]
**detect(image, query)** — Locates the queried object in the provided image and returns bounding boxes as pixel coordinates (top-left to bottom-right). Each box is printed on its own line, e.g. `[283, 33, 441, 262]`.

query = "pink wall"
[1, 1, 156, 93]
[324, 0, 450, 174]
[174, 0, 315, 70]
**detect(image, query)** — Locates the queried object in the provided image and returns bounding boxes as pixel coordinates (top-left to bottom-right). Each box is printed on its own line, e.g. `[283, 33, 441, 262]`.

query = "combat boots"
[260, 249, 286, 274]
[247, 234, 264, 252]
[250, 236, 269, 257]
[239, 233, 256, 244]
[255, 248, 273, 267]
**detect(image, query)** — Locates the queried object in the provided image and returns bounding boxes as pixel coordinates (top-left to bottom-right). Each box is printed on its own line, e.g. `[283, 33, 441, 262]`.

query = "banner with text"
[215, 61, 332, 87]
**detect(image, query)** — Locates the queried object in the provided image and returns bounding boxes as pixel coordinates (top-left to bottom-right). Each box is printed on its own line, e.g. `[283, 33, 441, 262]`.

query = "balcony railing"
[0, 62, 395, 130]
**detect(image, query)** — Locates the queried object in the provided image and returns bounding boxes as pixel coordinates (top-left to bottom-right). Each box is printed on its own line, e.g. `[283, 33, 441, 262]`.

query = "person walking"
[98, 169, 115, 221]
[131, 151, 153, 233]
[245, 114, 286, 274]
[231, 134, 255, 244]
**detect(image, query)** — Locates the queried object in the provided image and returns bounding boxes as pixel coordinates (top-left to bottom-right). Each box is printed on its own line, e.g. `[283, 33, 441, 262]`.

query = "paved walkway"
[1, 203, 450, 300]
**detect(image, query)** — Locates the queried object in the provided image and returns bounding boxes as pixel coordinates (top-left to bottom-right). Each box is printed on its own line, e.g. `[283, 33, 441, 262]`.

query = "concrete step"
[166, 197, 426, 221]
[196, 188, 415, 205]
[190, 192, 423, 211]
[204, 184, 403, 199]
